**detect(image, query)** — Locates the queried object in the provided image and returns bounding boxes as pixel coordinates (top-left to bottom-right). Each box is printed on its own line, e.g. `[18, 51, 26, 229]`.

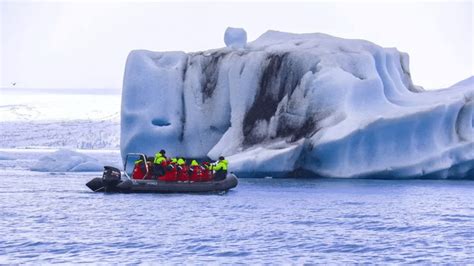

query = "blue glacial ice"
[224, 27, 247, 49]
[121, 30, 474, 178]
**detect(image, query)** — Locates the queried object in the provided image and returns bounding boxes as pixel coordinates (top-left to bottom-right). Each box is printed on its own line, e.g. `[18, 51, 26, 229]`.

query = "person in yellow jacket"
[213, 156, 228, 181]
[154, 150, 167, 164]
[153, 149, 167, 177]
[176, 157, 188, 182]
[189, 160, 201, 182]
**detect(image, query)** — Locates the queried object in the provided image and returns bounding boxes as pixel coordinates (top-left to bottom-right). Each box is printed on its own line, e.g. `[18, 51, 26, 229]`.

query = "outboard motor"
[102, 166, 122, 192]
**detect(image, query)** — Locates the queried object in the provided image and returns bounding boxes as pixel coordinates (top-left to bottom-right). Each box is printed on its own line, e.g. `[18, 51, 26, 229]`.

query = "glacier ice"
[224, 27, 247, 49]
[121, 30, 474, 179]
[0, 89, 120, 149]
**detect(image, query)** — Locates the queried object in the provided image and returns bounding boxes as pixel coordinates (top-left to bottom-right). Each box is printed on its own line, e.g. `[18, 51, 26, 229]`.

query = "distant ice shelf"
[121, 30, 474, 179]
[0, 90, 121, 150]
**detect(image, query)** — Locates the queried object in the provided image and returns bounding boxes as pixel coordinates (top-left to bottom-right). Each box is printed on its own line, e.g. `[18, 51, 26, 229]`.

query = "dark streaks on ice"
[243, 52, 310, 145]
[200, 56, 220, 101]
[180, 57, 189, 142]
[195, 50, 231, 102]
[290, 119, 317, 141]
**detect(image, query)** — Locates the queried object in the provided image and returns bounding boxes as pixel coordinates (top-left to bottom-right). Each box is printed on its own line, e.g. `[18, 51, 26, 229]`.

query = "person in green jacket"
[153, 149, 167, 177]
[213, 156, 228, 181]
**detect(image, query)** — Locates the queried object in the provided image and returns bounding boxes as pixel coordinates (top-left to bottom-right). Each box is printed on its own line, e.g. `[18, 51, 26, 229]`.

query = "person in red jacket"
[132, 158, 146, 179]
[176, 158, 189, 182]
[160, 158, 178, 182]
[199, 162, 212, 182]
[189, 160, 201, 182]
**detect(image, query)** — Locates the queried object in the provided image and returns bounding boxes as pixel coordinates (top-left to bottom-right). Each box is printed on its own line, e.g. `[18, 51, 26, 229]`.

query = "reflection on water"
[0, 171, 473, 263]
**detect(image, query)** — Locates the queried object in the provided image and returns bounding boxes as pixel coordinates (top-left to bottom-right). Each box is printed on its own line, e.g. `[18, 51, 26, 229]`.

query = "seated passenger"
[143, 157, 154, 179]
[189, 160, 201, 182]
[160, 158, 178, 182]
[212, 156, 228, 181]
[153, 150, 167, 177]
[132, 158, 146, 179]
[176, 157, 189, 182]
[199, 162, 212, 182]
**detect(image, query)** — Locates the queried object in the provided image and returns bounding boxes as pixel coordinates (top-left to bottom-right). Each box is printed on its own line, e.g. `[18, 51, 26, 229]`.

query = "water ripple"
[1, 173, 474, 263]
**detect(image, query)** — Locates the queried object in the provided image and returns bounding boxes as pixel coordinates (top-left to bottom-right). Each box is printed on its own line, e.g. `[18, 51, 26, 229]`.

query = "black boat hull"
[86, 174, 238, 193]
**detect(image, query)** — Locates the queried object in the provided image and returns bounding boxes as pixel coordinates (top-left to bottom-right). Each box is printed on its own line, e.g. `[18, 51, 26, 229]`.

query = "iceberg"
[121, 30, 474, 179]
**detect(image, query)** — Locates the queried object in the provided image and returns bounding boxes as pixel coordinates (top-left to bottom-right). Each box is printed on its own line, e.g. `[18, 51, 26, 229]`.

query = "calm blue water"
[1, 170, 473, 263]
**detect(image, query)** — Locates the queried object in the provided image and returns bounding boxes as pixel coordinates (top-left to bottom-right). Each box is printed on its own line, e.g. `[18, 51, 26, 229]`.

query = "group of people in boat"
[132, 150, 228, 182]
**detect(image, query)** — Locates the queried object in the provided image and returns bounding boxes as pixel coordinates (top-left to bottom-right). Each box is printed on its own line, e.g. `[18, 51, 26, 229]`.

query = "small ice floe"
[30, 149, 103, 172]
[0, 152, 13, 160]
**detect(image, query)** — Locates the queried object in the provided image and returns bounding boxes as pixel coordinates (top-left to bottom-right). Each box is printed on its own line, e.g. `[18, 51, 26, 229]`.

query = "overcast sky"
[0, 0, 472, 90]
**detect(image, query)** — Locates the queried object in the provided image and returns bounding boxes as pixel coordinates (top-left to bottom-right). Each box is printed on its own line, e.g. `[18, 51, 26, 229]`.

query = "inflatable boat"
[86, 153, 238, 193]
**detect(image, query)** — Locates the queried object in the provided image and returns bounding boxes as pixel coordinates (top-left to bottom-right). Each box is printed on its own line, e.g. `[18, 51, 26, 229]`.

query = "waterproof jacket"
[176, 158, 188, 181]
[160, 160, 177, 182]
[188, 160, 201, 181]
[154, 152, 166, 165]
[213, 160, 228, 171]
[132, 160, 146, 179]
[200, 166, 212, 181]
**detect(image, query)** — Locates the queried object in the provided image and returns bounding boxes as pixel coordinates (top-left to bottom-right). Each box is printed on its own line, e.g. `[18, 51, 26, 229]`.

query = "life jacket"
[154, 152, 167, 166]
[213, 159, 228, 171]
[189, 160, 201, 182]
[199, 164, 212, 182]
[212, 159, 228, 181]
[176, 158, 189, 181]
[160, 162, 178, 182]
[132, 160, 146, 179]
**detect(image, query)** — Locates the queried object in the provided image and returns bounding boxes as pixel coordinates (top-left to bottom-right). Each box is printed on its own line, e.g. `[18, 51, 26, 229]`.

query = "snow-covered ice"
[0, 148, 122, 172]
[224, 27, 247, 49]
[0, 88, 120, 122]
[0, 152, 13, 160]
[30, 149, 104, 172]
[0, 89, 122, 172]
[121, 30, 473, 178]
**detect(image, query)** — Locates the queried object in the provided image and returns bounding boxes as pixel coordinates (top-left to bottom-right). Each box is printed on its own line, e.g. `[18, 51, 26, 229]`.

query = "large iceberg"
[121, 30, 474, 179]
